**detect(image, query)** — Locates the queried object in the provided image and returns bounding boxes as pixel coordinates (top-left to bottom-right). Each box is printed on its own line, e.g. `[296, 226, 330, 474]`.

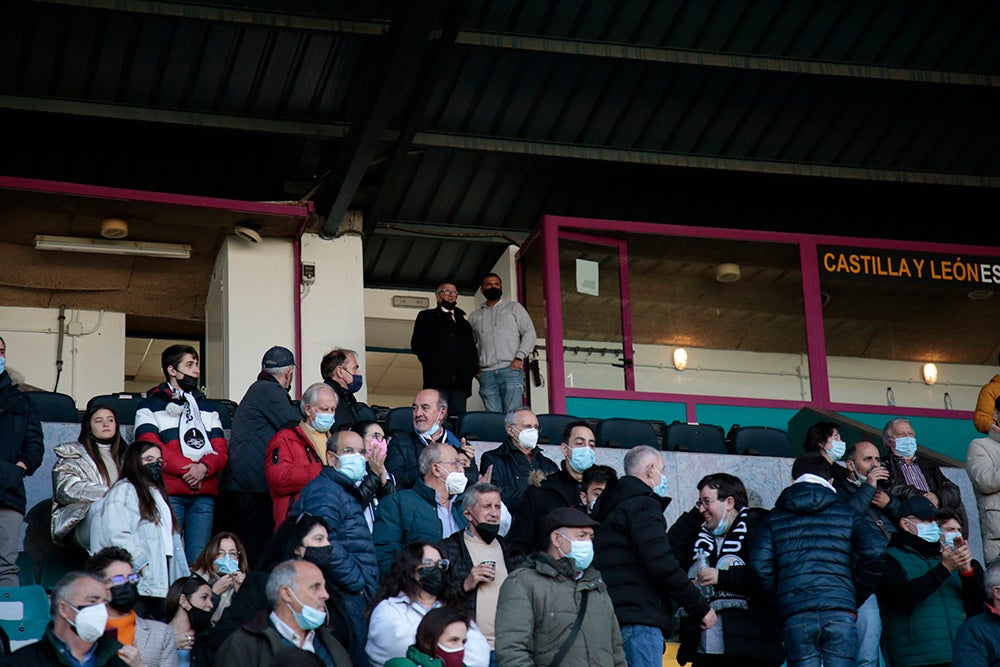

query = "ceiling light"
[922, 363, 938, 386]
[34, 235, 191, 259]
[673, 348, 688, 371]
[100, 218, 129, 239]
[969, 289, 994, 300]
[234, 224, 262, 244]
[716, 263, 741, 283]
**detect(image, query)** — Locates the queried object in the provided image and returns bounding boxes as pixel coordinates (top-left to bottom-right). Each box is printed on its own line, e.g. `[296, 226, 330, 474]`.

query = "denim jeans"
[478, 366, 525, 413]
[620, 624, 665, 667]
[169, 495, 215, 564]
[856, 595, 882, 667]
[783, 610, 858, 667]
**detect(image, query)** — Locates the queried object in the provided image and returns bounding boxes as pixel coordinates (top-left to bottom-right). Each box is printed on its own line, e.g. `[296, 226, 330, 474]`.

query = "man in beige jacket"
[967, 394, 1000, 564]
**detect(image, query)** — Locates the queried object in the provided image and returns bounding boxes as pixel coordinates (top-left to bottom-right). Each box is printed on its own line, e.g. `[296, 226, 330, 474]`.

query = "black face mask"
[418, 566, 444, 596]
[187, 606, 214, 633]
[92, 435, 117, 446]
[482, 287, 502, 301]
[439, 300, 456, 311]
[143, 461, 163, 483]
[109, 582, 139, 613]
[475, 521, 501, 545]
[176, 374, 199, 393]
[302, 545, 333, 570]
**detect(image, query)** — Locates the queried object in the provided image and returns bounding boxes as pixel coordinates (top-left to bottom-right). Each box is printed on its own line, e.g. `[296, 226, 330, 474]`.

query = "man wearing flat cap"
[877, 494, 985, 667]
[494, 507, 626, 666]
[222, 346, 301, 568]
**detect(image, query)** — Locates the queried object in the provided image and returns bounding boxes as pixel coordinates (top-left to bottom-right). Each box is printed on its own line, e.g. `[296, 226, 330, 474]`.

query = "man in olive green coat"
[494, 507, 626, 667]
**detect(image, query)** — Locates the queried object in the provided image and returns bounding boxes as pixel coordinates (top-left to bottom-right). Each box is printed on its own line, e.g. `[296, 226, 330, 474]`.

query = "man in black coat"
[479, 407, 558, 510]
[0, 336, 43, 588]
[320, 347, 366, 427]
[220, 345, 300, 569]
[410, 282, 478, 418]
[592, 445, 715, 667]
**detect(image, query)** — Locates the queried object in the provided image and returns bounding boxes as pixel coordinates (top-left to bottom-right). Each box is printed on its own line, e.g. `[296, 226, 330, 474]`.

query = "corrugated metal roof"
[1, 0, 998, 293]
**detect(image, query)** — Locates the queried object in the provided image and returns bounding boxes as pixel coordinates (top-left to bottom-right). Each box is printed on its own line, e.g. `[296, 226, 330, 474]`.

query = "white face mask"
[66, 602, 109, 643]
[445, 471, 468, 495]
[517, 427, 539, 449]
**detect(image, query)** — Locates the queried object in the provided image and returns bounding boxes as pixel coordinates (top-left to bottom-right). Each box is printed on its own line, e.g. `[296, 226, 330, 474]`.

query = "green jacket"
[373, 479, 467, 574]
[494, 552, 627, 667]
[880, 542, 967, 667]
[213, 611, 353, 667]
[385, 644, 467, 667]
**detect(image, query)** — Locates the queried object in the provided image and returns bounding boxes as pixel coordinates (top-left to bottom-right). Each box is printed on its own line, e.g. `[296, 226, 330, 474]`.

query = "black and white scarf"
[691, 506, 752, 607]
[167, 390, 214, 462]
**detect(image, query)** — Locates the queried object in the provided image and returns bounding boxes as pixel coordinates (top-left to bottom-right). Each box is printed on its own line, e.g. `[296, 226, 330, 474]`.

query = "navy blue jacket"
[0, 372, 44, 514]
[385, 429, 475, 490]
[225, 373, 301, 494]
[479, 438, 558, 510]
[952, 605, 1000, 667]
[749, 480, 886, 620]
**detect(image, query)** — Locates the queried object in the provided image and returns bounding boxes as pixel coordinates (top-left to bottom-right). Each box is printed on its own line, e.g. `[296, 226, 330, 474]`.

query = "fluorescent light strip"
[34, 235, 192, 259]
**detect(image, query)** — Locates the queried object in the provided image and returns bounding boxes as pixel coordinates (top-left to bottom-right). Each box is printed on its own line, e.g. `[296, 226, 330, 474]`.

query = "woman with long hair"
[166, 575, 215, 667]
[189, 531, 249, 624]
[92, 440, 189, 620]
[366, 541, 490, 667]
[51, 403, 127, 550]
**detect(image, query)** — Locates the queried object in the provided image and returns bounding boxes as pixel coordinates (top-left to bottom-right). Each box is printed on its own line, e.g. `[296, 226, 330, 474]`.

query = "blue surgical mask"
[311, 412, 336, 433]
[711, 509, 730, 537]
[420, 421, 441, 439]
[894, 436, 918, 458]
[827, 439, 846, 461]
[337, 452, 367, 483]
[653, 473, 669, 498]
[0, 356, 5, 376]
[346, 374, 363, 393]
[287, 589, 326, 630]
[569, 446, 595, 473]
[213, 555, 240, 575]
[560, 537, 594, 570]
[912, 520, 941, 543]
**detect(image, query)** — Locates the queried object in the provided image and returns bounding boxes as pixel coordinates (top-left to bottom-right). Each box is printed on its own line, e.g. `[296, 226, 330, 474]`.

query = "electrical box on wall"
[392, 295, 429, 309]
[301, 263, 316, 284]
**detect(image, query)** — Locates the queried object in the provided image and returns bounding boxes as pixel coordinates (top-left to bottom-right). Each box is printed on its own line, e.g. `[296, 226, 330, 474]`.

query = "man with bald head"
[291, 429, 381, 667]
[214, 560, 352, 666]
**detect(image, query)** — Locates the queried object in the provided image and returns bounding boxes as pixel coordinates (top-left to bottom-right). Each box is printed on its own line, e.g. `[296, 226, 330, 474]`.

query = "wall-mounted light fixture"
[34, 235, 191, 259]
[673, 348, 689, 371]
[716, 263, 741, 283]
[922, 363, 939, 386]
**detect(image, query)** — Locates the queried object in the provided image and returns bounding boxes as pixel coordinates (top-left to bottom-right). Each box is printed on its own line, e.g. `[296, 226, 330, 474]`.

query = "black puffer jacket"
[591, 475, 710, 633]
[507, 463, 583, 553]
[749, 480, 886, 620]
[0, 372, 44, 514]
[479, 439, 558, 510]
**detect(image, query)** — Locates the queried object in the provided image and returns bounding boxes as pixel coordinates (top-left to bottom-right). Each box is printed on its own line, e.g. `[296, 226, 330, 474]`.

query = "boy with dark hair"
[580, 464, 616, 514]
[750, 452, 885, 667]
[135, 344, 228, 565]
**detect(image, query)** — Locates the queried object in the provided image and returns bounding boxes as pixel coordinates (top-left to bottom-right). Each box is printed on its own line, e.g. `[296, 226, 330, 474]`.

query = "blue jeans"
[169, 495, 215, 564]
[856, 595, 882, 667]
[783, 610, 858, 667]
[478, 366, 525, 413]
[620, 624, 665, 667]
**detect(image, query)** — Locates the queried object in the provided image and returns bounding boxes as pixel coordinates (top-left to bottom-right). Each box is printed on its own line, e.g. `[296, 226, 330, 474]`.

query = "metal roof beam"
[456, 31, 1000, 88]
[31, 0, 388, 35]
[410, 131, 1000, 189]
[373, 220, 527, 245]
[0, 94, 352, 138]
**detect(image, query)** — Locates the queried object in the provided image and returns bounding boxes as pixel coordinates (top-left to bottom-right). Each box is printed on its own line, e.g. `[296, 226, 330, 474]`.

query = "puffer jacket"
[966, 434, 1000, 563]
[592, 475, 709, 633]
[291, 466, 379, 600]
[134, 383, 228, 497]
[479, 439, 558, 510]
[224, 372, 301, 494]
[372, 480, 467, 575]
[50, 441, 112, 543]
[749, 479, 886, 620]
[507, 463, 584, 553]
[0, 372, 43, 514]
[263, 423, 323, 528]
[494, 552, 627, 667]
[952, 604, 1000, 667]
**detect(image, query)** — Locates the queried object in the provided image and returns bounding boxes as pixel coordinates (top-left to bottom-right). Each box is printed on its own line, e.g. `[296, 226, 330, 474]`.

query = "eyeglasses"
[438, 459, 463, 469]
[437, 289, 458, 296]
[367, 433, 386, 442]
[695, 498, 723, 509]
[107, 573, 140, 586]
[420, 559, 450, 570]
[217, 550, 240, 558]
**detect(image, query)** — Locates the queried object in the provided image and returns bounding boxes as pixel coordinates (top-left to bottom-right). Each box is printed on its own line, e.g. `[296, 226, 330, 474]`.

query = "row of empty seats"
[24, 391, 797, 457]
